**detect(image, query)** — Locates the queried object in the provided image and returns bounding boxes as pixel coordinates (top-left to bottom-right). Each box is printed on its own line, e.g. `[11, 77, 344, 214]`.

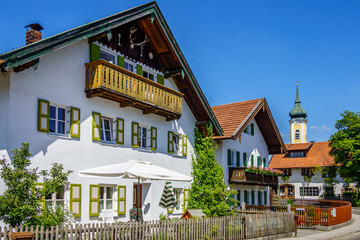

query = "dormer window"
[100, 49, 116, 64]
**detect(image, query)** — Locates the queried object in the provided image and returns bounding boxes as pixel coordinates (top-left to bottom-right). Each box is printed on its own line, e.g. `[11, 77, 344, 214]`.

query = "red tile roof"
[211, 99, 262, 138]
[287, 143, 312, 151]
[269, 141, 335, 168]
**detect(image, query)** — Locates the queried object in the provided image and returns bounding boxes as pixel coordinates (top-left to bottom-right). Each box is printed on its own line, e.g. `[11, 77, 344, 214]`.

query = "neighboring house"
[212, 98, 286, 207]
[270, 83, 355, 200]
[0, 2, 223, 223]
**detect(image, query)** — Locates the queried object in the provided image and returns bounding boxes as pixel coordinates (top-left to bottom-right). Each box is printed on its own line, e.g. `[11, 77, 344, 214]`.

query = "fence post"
[287, 204, 292, 212]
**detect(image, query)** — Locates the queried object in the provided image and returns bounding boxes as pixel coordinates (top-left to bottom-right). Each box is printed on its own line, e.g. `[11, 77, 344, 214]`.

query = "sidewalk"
[281, 214, 360, 240]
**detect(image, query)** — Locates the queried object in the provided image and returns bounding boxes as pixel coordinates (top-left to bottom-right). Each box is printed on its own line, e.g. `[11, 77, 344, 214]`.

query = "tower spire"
[289, 81, 307, 119]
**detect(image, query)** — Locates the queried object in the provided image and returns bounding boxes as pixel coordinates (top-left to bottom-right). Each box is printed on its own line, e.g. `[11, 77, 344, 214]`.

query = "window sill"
[47, 132, 71, 139]
[171, 154, 185, 158]
[99, 141, 118, 147]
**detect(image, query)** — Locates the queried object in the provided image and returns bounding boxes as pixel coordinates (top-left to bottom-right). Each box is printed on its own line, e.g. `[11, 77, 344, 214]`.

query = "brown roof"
[287, 143, 312, 151]
[269, 141, 335, 168]
[211, 98, 286, 154]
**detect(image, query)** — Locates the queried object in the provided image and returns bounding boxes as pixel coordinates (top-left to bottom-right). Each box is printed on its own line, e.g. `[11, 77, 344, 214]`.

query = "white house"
[212, 98, 286, 207]
[0, 2, 223, 223]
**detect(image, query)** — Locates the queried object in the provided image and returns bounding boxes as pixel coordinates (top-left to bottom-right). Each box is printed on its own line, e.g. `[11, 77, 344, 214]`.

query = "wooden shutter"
[90, 43, 100, 62]
[227, 149, 232, 166]
[251, 123, 254, 136]
[117, 55, 125, 68]
[38, 99, 50, 132]
[92, 112, 101, 141]
[151, 127, 157, 150]
[263, 158, 266, 168]
[118, 186, 126, 215]
[89, 185, 100, 217]
[251, 155, 254, 166]
[182, 135, 187, 156]
[168, 131, 174, 153]
[243, 153, 247, 167]
[244, 190, 248, 205]
[70, 184, 81, 218]
[258, 191, 261, 205]
[157, 74, 164, 85]
[183, 189, 189, 211]
[257, 156, 261, 167]
[116, 118, 124, 145]
[131, 122, 139, 147]
[136, 64, 143, 76]
[289, 168, 292, 176]
[264, 191, 267, 205]
[70, 107, 81, 138]
[236, 151, 240, 167]
[251, 190, 255, 205]
[301, 168, 305, 176]
[237, 191, 241, 206]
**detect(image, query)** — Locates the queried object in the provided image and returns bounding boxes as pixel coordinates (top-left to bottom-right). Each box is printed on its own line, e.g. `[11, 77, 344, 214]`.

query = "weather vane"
[297, 80, 299, 86]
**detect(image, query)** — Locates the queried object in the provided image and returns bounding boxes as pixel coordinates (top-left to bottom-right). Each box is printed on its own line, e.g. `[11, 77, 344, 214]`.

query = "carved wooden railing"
[229, 167, 279, 186]
[85, 60, 183, 115]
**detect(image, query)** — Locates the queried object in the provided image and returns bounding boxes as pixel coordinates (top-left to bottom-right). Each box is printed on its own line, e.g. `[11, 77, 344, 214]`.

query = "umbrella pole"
[137, 177, 140, 222]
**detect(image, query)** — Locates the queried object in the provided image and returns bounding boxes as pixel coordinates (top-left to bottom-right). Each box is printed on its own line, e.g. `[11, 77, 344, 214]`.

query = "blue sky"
[1, 0, 359, 143]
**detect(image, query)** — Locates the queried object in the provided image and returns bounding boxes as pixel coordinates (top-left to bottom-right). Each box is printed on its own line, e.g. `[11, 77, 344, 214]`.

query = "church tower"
[289, 82, 307, 144]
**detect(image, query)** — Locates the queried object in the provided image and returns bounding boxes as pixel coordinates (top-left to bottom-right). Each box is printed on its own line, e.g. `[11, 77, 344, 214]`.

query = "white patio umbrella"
[79, 160, 192, 220]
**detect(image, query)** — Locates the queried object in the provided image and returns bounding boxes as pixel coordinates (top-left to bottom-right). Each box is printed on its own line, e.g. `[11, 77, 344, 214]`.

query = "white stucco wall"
[2, 40, 197, 223]
[216, 119, 270, 206]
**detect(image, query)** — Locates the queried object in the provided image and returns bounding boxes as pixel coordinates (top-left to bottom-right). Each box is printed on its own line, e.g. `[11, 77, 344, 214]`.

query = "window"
[45, 187, 65, 210]
[174, 189, 183, 210]
[101, 117, 113, 142]
[282, 169, 292, 176]
[295, 130, 300, 140]
[100, 49, 115, 64]
[138, 125, 150, 149]
[99, 186, 114, 213]
[173, 133, 181, 155]
[300, 187, 319, 196]
[229, 150, 236, 166]
[290, 151, 305, 158]
[301, 168, 313, 177]
[124, 61, 134, 72]
[288, 186, 294, 196]
[280, 187, 285, 196]
[143, 70, 154, 81]
[49, 105, 67, 135]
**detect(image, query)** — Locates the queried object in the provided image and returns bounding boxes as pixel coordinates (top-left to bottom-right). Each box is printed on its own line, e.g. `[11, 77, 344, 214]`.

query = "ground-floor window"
[300, 187, 319, 196]
[174, 188, 183, 210]
[45, 187, 65, 209]
[100, 186, 114, 213]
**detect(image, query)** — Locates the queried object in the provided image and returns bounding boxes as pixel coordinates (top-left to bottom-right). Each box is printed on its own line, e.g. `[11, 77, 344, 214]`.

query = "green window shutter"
[116, 118, 125, 145]
[251, 123, 254, 136]
[257, 156, 261, 167]
[90, 43, 100, 62]
[157, 74, 164, 85]
[151, 127, 157, 151]
[168, 131, 174, 153]
[251, 190, 255, 205]
[182, 135, 188, 156]
[236, 151, 240, 167]
[251, 155, 254, 166]
[237, 191, 241, 206]
[136, 64, 143, 76]
[243, 153, 247, 167]
[258, 191, 261, 205]
[227, 149, 232, 166]
[117, 55, 125, 68]
[183, 189, 189, 211]
[264, 191, 267, 205]
[89, 185, 100, 217]
[70, 107, 81, 138]
[263, 158, 266, 168]
[38, 99, 50, 132]
[70, 184, 81, 218]
[131, 122, 139, 147]
[35, 183, 45, 209]
[118, 186, 126, 215]
[92, 112, 101, 141]
[244, 190, 248, 205]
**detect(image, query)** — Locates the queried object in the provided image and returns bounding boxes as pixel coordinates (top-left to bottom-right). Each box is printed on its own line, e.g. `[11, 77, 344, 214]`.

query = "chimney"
[25, 23, 44, 45]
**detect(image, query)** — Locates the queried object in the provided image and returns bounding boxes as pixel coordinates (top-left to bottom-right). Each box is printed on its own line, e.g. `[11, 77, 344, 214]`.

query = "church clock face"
[295, 121, 299, 125]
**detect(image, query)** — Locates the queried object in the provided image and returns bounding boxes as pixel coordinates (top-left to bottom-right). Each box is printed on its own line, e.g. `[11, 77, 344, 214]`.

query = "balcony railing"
[228, 167, 278, 186]
[85, 60, 183, 119]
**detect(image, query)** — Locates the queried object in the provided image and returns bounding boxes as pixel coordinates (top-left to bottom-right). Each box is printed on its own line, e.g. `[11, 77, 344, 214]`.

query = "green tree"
[0, 143, 73, 227]
[188, 125, 236, 217]
[329, 111, 360, 187]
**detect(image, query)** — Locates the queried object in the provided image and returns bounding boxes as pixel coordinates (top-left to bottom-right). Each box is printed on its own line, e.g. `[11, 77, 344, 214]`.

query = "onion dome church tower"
[289, 81, 307, 144]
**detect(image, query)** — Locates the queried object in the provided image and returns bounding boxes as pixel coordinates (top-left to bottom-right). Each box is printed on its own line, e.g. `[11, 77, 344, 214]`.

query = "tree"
[188, 125, 236, 217]
[0, 143, 73, 227]
[329, 111, 360, 187]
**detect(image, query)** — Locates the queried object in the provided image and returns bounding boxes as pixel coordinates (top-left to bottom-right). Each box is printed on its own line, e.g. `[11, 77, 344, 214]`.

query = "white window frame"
[100, 117, 113, 143]
[172, 133, 182, 156]
[100, 48, 117, 65]
[49, 103, 70, 136]
[99, 185, 115, 214]
[173, 188, 183, 212]
[138, 124, 151, 149]
[44, 186, 66, 210]
[124, 59, 135, 73]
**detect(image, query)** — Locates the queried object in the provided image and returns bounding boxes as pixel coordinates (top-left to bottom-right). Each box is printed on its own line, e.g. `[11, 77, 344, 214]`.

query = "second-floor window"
[49, 104, 67, 135]
[100, 49, 116, 64]
[124, 61, 135, 72]
[173, 133, 181, 155]
[282, 169, 292, 176]
[143, 70, 154, 81]
[101, 117, 113, 142]
[301, 168, 313, 177]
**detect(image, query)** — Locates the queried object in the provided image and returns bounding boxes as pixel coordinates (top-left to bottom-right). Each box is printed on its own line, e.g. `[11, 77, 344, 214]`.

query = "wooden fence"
[0, 215, 245, 240]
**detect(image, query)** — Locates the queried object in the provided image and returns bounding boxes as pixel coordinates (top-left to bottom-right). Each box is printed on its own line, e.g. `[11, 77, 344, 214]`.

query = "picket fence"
[0, 215, 245, 240]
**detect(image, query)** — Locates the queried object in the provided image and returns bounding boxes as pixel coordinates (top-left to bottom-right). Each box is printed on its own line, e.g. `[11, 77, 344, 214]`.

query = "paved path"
[280, 211, 360, 240]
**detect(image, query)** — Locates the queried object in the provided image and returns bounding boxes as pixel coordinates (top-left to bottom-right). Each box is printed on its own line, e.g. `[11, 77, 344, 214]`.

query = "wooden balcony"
[85, 60, 183, 120]
[228, 167, 278, 186]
